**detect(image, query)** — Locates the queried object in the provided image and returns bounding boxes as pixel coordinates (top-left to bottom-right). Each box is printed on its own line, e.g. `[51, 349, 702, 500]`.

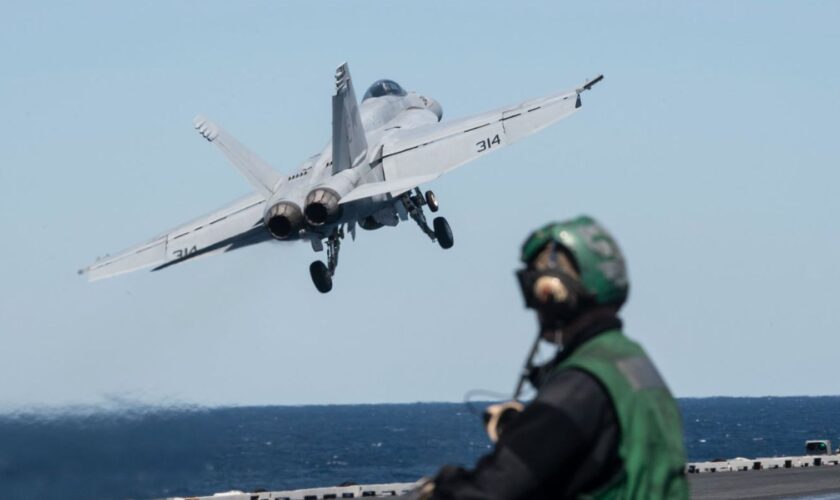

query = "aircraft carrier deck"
[690, 466, 840, 499]
[172, 460, 840, 500]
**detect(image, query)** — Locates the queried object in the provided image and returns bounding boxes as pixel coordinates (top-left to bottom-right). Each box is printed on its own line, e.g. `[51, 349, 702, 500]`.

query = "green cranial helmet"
[520, 215, 629, 306]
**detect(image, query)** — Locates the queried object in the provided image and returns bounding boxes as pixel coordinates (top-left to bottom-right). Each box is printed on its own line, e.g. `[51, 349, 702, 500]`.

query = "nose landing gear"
[433, 217, 453, 249]
[425, 190, 440, 213]
[402, 188, 454, 250]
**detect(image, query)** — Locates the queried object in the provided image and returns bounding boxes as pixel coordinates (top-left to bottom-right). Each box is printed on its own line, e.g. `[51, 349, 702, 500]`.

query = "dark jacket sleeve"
[431, 369, 620, 500]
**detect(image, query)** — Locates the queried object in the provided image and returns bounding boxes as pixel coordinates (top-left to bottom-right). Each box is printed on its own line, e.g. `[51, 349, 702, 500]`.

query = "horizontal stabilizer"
[340, 174, 440, 204]
[194, 115, 283, 199]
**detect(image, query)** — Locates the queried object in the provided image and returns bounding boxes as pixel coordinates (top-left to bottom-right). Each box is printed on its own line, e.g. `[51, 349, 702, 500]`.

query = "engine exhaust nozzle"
[265, 202, 304, 239]
[304, 188, 341, 226]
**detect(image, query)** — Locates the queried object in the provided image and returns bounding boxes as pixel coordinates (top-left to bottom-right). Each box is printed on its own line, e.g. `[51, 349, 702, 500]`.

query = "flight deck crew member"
[413, 215, 688, 500]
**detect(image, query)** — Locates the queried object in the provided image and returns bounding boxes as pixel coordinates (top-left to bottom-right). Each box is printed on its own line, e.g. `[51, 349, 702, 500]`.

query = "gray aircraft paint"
[81, 63, 602, 290]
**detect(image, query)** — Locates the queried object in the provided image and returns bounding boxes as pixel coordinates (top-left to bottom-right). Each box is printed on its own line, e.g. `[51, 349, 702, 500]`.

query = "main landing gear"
[310, 226, 342, 293]
[308, 188, 453, 293]
[402, 188, 454, 250]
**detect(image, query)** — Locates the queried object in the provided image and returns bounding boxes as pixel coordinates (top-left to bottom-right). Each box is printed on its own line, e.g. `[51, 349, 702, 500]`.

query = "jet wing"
[343, 76, 603, 202]
[80, 193, 269, 281]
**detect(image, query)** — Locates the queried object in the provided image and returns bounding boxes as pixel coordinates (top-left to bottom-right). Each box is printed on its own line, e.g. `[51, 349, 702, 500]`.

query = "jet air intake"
[304, 188, 342, 226]
[265, 202, 304, 239]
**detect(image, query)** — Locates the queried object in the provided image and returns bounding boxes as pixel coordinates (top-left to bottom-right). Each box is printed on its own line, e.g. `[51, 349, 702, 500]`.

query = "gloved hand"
[482, 400, 524, 443]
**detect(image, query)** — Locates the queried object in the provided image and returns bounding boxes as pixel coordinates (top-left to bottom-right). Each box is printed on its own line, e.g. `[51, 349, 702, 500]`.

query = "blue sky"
[1, 1, 838, 409]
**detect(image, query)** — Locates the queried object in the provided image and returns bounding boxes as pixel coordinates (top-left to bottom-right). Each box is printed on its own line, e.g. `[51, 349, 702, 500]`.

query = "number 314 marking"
[173, 246, 198, 259]
[476, 134, 501, 153]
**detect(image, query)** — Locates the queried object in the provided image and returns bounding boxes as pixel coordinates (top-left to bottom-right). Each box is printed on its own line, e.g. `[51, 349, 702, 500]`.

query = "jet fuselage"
[264, 82, 442, 244]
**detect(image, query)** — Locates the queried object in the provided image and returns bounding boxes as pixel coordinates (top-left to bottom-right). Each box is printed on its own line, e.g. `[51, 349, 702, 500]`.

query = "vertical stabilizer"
[331, 63, 368, 174]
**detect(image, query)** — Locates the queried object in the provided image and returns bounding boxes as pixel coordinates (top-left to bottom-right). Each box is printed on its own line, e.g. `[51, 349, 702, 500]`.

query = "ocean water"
[1, 397, 839, 499]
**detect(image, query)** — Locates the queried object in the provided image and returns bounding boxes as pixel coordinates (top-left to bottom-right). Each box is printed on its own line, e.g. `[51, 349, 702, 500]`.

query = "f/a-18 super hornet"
[81, 63, 602, 292]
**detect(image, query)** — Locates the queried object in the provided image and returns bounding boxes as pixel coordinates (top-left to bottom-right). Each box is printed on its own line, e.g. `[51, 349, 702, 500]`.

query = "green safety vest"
[551, 329, 689, 500]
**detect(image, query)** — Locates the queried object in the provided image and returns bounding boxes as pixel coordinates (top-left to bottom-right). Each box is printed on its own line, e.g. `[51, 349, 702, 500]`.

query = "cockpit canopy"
[362, 79, 407, 101]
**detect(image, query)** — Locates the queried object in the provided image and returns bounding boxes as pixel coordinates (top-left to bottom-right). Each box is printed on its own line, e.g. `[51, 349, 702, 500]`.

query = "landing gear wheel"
[433, 217, 454, 249]
[309, 261, 333, 293]
[425, 190, 440, 213]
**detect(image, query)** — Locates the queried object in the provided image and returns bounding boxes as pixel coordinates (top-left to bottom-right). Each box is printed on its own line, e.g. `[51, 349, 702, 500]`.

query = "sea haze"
[1, 397, 839, 500]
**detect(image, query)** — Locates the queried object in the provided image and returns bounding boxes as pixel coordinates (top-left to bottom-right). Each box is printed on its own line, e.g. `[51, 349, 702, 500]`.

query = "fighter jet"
[80, 63, 602, 293]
